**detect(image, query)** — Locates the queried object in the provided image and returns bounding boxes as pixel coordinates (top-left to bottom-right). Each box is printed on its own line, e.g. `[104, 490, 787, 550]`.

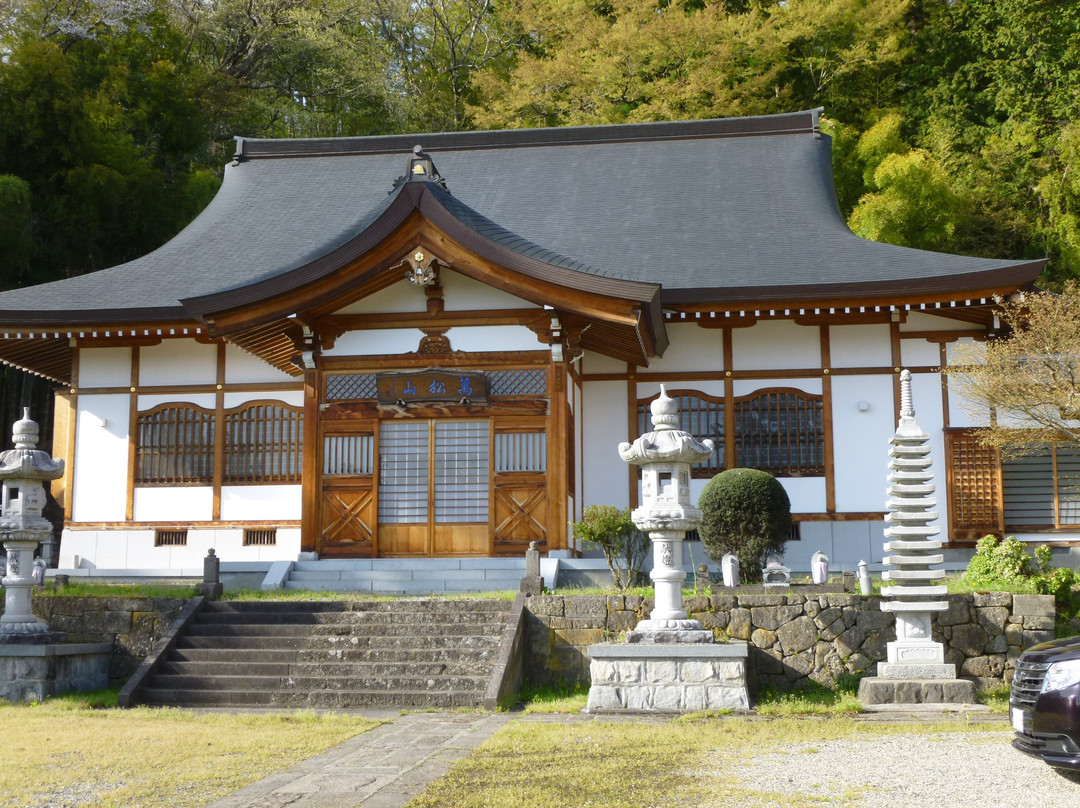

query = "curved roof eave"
[661, 259, 1047, 308]
[180, 181, 666, 330]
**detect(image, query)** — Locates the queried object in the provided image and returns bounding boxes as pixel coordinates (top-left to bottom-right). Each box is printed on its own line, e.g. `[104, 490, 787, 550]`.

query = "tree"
[697, 468, 791, 583]
[947, 285, 1080, 454]
[570, 504, 648, 591]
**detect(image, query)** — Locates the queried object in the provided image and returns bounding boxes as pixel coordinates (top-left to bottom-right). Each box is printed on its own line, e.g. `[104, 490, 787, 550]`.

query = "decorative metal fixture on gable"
[403, 249, 439, 287]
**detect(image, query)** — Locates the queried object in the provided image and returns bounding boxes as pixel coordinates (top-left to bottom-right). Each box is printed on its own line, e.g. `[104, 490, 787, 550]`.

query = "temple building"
[0, 109, 1058, 572]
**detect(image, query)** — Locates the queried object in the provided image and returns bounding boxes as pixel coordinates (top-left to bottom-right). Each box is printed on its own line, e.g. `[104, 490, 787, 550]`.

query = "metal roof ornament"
[390, 145, 449, 194]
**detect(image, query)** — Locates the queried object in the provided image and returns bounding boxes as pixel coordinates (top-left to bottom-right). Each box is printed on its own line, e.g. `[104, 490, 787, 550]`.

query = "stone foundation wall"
[16, 596, 188, 685]
[524, 591, 1057, 691]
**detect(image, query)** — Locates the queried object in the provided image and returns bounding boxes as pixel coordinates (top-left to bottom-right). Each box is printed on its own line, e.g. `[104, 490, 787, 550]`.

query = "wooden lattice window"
[945, 429, 1003, 539]
[636, 391, 724, 478]
[223, 401, 303, 484]
[154, 529, 188, 547]
[135, 405, 215, 485]
[243, 528, 278, 546]
[734, 388, 824, 476]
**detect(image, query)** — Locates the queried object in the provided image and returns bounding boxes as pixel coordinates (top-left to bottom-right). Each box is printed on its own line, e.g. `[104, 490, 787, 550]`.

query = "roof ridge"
[234, 110, 822, 160]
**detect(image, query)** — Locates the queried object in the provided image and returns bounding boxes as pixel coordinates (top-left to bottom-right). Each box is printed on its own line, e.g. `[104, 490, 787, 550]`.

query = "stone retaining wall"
[22, 596, 188, 685]
[524, 591, 1058, 691]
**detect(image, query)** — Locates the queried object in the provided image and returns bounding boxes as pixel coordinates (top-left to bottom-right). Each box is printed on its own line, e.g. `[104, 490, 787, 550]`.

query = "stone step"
[200, 601, 353, 614]
[194, 609, 506, 626]
[296, 647, 499, 664]
[169, 648, 300, 664]
[162, 659, 491, 678]
[184, 624, 316, 638]
[176, 632, 501, 652]
[150, 673, 490, 693]
[139, 688, 277, 706]
[307, 623, 505, 638]
[273, 689, 486, 709]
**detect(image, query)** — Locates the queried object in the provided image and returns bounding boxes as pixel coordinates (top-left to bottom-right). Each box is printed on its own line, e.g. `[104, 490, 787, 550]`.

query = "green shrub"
[962, 535, 1039, 588]
[962, 535, 1080, 620]
[697, 468, 791, 583]
[571, 505, 648, 591]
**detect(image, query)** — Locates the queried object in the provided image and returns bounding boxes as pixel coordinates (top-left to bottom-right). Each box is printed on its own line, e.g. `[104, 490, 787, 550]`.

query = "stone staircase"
[134, 599, 512, 709]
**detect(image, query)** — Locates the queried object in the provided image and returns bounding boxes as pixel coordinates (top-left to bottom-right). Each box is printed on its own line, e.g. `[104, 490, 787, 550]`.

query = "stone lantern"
[587, 386, 750, 712]
[618, 385, 714, 642]
[0, 408, 65, 643]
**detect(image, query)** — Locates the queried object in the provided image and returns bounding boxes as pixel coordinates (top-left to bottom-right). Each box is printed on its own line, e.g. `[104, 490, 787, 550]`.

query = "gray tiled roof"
[0, 110, 1044, 323]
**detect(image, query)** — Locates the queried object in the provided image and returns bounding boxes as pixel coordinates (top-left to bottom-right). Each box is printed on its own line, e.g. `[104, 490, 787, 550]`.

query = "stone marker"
[520, 541, 544, 596]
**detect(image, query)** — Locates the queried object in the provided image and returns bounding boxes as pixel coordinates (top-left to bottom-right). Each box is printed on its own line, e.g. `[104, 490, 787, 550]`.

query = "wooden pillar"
[300, 367, 320, 554]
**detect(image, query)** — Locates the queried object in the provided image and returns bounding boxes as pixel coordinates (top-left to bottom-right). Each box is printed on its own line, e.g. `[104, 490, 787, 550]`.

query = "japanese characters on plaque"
[376, 370, 488, 405]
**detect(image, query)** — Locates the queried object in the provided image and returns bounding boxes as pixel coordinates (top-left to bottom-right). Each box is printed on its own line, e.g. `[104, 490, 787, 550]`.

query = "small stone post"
[200, 548, 223, 599]
[520, 541, 543, 596]
[618, 385, 715, 642]
[0, 409, 65, 643]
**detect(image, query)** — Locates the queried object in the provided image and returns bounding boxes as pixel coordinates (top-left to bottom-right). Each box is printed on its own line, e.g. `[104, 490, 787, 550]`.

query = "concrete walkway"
[202, 711, 512, 808]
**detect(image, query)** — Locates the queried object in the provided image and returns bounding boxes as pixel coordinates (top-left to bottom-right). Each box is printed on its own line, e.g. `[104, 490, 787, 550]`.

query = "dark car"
[1011, 636, 1080, 770]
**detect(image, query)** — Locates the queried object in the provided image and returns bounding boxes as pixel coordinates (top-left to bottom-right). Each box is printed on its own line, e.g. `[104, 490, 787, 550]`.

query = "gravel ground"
[708, 729, 1080, 807]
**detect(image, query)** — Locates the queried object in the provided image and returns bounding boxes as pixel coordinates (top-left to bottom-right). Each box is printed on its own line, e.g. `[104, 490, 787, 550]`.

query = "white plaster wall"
[322, 329, 424, 356]
[900, 338, 941, 368]
[223, 391, 304, 408]
[732, 378, 821, 396]
[441, 271, 540, 310]
[911, 370, 949, 540]
[900, 312, 980, 332]
[224, 344, 295, 385]
[334, 280, 427, 314]
[831, 374, 895, 512]
[783, 520, 887, 571]
[133, 487, 213, 521]
[779, 477, 826, 514]
[582, 352, 625, 375]
[221, 485, 302, 520]
[945, 338, 990, 427]
[443, 325, 542, 353]
[646, 324, 724, 374]
[139, 340, 217, 386]
[72, 394, 129, 522]
[581, 380, 630, 509]
[830, 324, 891, 368]
[79, 347, 132, 387]
[732, 320, 820, 370]
[138, 393, 216, 410]
[59, 527, 301, 567]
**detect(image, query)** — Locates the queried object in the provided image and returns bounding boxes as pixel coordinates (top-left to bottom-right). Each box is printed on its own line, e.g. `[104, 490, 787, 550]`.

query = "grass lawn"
[402, 716, 1006, 808]
[0, 693, 381, 808]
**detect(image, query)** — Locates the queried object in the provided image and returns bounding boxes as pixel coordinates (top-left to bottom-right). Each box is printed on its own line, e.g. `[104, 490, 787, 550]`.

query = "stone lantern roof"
[0, 409, 64, 483]
[618, 386, 714, 466]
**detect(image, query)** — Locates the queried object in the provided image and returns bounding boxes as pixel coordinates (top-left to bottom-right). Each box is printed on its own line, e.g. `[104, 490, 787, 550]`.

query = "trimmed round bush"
[697, 468, 792, 583]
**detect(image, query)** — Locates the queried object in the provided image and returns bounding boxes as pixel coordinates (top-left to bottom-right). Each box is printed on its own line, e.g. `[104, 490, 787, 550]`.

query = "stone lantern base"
[586, 642, 750, 713]
[625, 619, 714, 644]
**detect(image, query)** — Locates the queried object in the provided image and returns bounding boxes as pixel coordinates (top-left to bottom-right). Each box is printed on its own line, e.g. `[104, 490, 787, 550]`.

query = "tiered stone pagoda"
[859, 371, 976, 705]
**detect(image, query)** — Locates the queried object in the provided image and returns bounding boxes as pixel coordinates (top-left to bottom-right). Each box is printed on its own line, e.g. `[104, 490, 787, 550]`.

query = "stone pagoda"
[586, 386, 749, 712]
[0, 408, 65, 643]
[858, 371, 976, 705]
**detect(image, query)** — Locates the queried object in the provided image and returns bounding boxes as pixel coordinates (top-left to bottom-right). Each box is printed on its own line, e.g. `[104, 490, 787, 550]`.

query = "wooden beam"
[301, 367, 319, 554]
[821, 326, 835, 513]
